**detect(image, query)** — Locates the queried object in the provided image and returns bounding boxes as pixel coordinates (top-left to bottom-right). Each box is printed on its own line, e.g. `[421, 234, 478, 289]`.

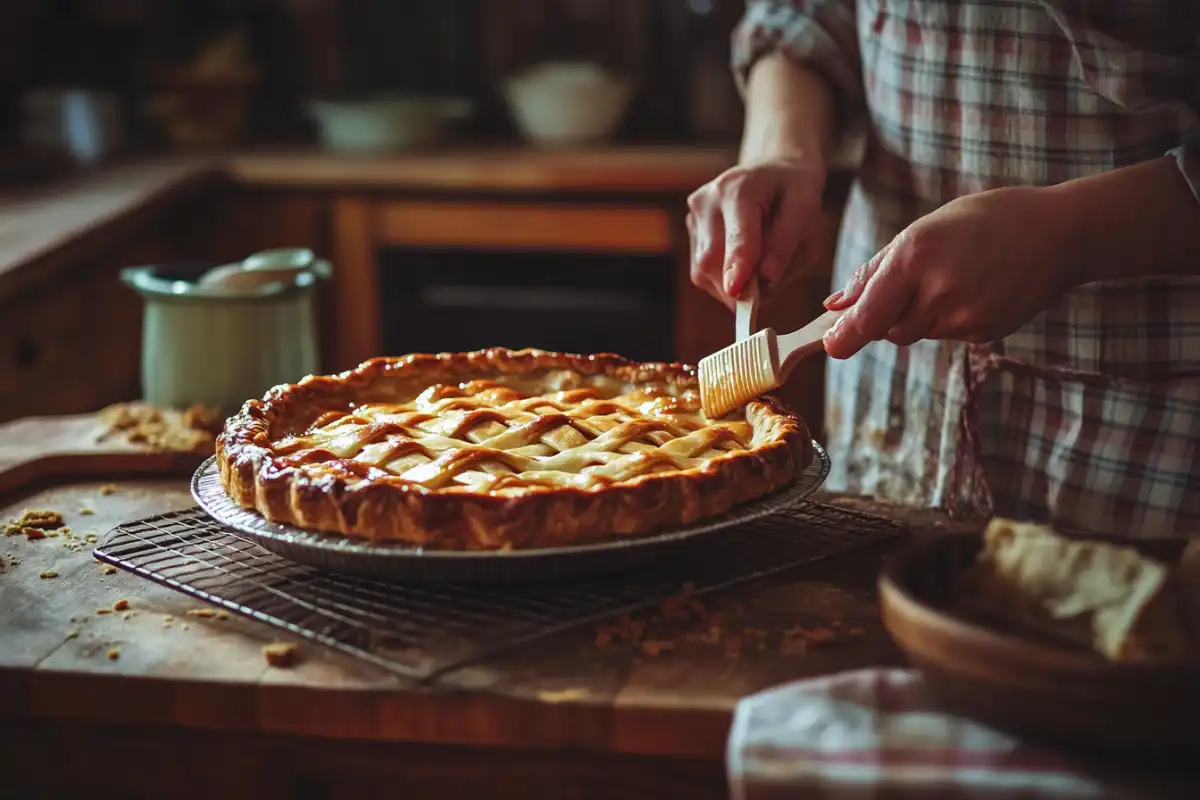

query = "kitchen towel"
[727, 667, 1182, 799]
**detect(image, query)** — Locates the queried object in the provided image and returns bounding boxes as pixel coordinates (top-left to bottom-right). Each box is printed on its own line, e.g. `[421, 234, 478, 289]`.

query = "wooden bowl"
[879, 532, 1200, 757]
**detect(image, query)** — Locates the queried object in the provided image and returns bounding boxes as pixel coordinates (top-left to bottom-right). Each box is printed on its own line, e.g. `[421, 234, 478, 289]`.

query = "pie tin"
[190, 441, 830, 584]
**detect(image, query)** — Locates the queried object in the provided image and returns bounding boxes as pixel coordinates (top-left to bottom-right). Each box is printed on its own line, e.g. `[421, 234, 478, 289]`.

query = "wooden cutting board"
[0, 413, 208, 497]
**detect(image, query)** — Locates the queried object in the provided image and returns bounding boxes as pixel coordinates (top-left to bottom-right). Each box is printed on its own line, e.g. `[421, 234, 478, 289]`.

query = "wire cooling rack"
[94, 501, 902, 683]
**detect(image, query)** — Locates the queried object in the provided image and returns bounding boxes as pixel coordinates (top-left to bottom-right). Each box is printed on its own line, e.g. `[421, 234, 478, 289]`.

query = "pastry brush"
[699, 280, 842, 418]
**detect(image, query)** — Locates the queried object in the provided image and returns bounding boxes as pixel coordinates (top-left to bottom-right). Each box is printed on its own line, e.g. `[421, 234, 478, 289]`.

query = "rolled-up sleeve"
[731, 0, 863, 123]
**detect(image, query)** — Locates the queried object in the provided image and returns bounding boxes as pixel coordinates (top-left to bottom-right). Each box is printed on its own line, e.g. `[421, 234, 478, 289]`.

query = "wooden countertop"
[0, 158, 225, 300]
[0, 145, 736, 302]
[0, 414, 973, 763]
[223, 145, 737, 193]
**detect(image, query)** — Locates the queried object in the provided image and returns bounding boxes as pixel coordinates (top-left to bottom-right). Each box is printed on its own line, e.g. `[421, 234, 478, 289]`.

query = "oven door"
[379, 248, 675, 362]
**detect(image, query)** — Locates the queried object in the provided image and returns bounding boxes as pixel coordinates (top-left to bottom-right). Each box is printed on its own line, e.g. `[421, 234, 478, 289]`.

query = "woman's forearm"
[1051, 156, 1200, 284]
[739, 52, 839, 176]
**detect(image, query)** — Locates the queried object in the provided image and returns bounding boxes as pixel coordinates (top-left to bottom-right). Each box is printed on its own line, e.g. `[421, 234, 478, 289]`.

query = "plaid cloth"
[733, 1, 1200, 537]
[727, 668, 1168, 799]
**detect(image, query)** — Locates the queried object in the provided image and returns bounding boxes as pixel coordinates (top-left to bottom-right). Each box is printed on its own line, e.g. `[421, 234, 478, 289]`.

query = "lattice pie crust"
[216, 349, 811, 550]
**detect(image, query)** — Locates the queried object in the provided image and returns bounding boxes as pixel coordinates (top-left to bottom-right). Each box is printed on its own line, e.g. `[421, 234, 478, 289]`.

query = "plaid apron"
[734, 0, 1200, 535]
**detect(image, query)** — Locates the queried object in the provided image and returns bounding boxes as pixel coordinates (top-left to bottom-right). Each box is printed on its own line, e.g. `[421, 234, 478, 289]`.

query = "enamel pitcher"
[121, 248, 331, 415]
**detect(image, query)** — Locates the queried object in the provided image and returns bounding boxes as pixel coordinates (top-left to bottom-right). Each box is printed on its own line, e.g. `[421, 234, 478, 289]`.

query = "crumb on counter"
[588, 577, 862, 661]
[78, 506, 95, 516]
[3, 509, 66, 538]
[39, 570, 58, 579]
[186, 608, 216, 618]
[96, 608, 112, 615]
[66, 630, 79, 640]
[262, 642, 298, 668]
[106, 649, 120, 661]
[99, 484, 119, 495]
[101, 565, 118, 575]
[113, 599, 130, 611]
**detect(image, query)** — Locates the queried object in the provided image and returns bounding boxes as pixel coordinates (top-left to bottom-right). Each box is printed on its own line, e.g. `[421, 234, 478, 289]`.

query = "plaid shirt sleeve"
[731, 0, 864, 131]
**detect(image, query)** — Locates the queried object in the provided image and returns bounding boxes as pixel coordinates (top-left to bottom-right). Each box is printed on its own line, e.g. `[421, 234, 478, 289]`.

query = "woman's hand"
[687, 157, 827, 310]
[822, 185, 1081, 358]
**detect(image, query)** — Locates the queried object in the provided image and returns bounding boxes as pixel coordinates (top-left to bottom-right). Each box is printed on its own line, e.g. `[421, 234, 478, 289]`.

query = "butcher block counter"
[0, 412, 966, 800]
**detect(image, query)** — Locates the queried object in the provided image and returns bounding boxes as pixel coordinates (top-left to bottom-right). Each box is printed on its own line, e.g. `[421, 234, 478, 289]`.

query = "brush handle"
[775, 309, 844, 376]
[735, 277, 760, 342]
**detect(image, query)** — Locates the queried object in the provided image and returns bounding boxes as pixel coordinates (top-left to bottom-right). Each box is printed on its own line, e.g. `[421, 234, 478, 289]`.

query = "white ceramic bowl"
[503, 62, 633, 148]
[307, 96, 473, 154]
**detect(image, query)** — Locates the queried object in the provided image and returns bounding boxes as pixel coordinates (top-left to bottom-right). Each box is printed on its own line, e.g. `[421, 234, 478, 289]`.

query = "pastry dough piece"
[962, 519, 1194, 662]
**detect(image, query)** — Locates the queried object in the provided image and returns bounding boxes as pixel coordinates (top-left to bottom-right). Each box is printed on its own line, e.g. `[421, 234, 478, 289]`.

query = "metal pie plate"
[190, 441, 830, 584]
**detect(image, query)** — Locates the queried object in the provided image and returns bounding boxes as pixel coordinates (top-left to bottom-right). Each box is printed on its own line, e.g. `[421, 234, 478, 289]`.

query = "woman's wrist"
[742, 119, 827, 175]
[1035, 181, 1091, 289]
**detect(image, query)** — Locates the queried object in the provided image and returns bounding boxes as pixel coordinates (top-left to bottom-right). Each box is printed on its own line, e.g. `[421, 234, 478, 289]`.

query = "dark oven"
[378, 247, 675, 362]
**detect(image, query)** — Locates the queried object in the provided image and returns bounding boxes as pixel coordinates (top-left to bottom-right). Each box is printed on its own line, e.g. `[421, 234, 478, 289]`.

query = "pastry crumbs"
[78, 506, 95, 516]
[39, 570, 58, 579]
[101, 565, 118, 575]
[186, 608, 216, 618]
[99, 484, 119, 495]
[96, 608, 112, 615]
[106, 649, 120, 661]
[98, 401, 220, 453]
[262, 642, 298, 668]
[112, 599, 129, 611]
[4, 509, 65, 535]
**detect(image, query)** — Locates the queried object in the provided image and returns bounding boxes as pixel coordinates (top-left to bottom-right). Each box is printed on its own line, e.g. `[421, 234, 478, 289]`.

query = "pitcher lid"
[120, 249, 331, 302]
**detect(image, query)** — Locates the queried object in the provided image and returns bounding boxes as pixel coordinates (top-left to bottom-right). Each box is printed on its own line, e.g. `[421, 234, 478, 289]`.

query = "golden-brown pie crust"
[216, 349, 811, 551]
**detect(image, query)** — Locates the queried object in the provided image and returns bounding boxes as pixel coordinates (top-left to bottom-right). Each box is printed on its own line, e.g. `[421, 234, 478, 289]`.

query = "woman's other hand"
[687, 158, 826, 310]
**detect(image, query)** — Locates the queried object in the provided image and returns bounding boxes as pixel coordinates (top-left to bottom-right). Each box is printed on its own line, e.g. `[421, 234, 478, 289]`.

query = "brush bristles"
[699, 330, 777, 419]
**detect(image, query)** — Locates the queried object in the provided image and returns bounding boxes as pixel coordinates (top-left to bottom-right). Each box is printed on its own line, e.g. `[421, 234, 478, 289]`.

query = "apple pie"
[216, 349, 811, 550]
